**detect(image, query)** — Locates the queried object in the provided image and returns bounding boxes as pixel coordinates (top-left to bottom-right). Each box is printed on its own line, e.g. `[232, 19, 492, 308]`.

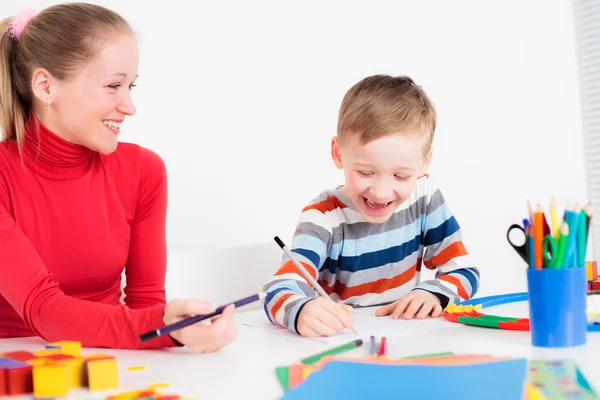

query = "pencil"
[379, 337, 387, 357]
[550, 197, 560, 241]
[534, 205, 544, 269]
[300, 339, 363, 365]
[555, 223, 569, 269]
[139, 292, 267, 342]
[274, 236, 358, 334]
[370, 335, 377, 356]
[578, 208, 588, 267]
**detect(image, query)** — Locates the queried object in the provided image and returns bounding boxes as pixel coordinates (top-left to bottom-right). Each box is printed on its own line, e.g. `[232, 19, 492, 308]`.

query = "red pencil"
[379, 337, 387, 357]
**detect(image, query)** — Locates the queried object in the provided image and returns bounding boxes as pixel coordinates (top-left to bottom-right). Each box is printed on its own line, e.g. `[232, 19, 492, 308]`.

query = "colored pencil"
[555, 223, 569, 269]
[370, 336, 377, 356]
[300, 339, 363, 364]
[274, 236, 357, 334]
[139, 292, 266, 342]
[578, 208, 588, 267]
[534, 205, 544, 269]
[550, 197, 560, 241]
[379, 337, 387, 357]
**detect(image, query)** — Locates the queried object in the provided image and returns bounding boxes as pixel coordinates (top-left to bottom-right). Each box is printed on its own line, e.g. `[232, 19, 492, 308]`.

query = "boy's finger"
[316, 307, 345, 331]
[391, 297, 412, 319]
[403, 298, 425, 320]
[432, 304, 443, 318]
[311, 319, 338, 337]
[416, 303, 433, 319]
[375, 301, 397, 316]
[321, 301, 352, 329]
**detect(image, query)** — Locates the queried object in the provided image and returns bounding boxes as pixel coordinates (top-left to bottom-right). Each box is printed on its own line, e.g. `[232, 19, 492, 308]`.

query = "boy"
[263, 75, 480, 337]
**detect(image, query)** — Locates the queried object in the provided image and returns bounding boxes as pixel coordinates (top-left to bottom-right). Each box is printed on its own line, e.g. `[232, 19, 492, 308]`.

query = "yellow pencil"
[550, 197, 561, 241]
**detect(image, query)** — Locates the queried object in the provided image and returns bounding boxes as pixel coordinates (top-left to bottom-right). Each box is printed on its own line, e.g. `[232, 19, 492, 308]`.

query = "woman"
[0, 3, 237, 352]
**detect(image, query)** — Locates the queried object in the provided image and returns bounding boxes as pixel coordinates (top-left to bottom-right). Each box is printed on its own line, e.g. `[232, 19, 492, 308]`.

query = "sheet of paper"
[239, 306, 454, 345]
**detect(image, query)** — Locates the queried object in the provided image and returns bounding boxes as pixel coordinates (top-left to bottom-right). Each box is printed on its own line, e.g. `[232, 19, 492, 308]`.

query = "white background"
[0, 0, 589, 304]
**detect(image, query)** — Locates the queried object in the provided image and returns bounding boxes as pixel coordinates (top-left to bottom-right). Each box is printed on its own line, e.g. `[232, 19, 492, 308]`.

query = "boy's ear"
[331, 136, 343, 169]
[420, 147, 433, 175]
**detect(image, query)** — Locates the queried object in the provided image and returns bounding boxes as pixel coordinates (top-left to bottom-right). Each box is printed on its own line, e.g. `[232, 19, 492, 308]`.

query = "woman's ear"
[30, 67, 54, 105]
[331, 136, 343, 169]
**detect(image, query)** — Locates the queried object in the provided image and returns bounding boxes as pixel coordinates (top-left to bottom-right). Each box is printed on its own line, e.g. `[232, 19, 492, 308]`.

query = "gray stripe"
[295, 221, 332, 245]
[425, 229, 467, 260]
[263, 278, 314, 297]
[416, 279, 459, 304]
[425, 188, 445, 216]
[330, 194, 429, 244]
[284, 296, 314, 331]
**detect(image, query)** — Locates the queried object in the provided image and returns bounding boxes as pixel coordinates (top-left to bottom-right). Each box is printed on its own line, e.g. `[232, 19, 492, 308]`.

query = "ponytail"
[0, 17, 27, 150]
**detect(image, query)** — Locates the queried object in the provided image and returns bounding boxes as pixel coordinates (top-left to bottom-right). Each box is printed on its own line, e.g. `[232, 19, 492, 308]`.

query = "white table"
[1, 301, 599, 400]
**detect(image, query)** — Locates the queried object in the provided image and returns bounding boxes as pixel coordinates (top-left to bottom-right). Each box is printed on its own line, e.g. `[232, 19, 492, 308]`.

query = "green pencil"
[300, 339, 363, 365]
[555, 223, 569, 269]
[578, 210, 587, 267]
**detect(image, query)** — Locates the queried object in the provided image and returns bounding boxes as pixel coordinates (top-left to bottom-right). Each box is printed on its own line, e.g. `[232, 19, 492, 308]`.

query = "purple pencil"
[139, 292, 267, 342]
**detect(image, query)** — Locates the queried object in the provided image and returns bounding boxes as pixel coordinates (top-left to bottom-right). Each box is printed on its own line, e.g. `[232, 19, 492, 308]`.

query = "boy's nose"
[369, 185, 393, 201]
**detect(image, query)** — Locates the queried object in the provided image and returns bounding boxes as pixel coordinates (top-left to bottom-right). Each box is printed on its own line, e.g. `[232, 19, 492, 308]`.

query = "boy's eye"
[108, 83, 121, 89]
[395, 175, 410, 181]
[358, 171, 373, 177]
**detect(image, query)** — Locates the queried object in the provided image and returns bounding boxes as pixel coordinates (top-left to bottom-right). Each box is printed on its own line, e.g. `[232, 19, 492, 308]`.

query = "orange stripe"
[270, 293, 294, 320]
[424, 242, 468, 269]
[319, 264, 417, 301]
[438, 275, 470, 300]
[302, 196, 347, 214]
[275, 260, 317, 280]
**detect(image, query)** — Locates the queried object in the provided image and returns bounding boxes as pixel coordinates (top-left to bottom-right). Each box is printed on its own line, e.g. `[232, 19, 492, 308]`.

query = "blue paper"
[281, 358, 528, 400]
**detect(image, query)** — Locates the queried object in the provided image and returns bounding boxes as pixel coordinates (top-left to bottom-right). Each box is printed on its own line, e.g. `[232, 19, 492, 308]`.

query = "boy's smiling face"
[331, 132, 432, 224]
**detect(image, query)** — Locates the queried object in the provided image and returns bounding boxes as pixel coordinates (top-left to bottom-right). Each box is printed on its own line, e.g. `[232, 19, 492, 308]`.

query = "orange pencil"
[534, 205, 544, 269]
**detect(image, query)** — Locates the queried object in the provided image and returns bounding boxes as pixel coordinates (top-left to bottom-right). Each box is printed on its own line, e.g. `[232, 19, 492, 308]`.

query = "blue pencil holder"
[527, 266, 587, 347]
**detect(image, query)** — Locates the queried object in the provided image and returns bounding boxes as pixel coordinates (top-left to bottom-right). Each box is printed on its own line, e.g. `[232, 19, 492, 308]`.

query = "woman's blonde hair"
[0, 3, 132, 150]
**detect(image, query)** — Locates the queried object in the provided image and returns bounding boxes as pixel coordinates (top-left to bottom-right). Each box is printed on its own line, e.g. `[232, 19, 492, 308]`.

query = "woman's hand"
[163, 299, 238, 353]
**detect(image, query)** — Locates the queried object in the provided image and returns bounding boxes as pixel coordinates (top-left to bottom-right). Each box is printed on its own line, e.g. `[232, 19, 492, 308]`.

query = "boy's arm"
[263, 206, 332, 333]
[414, 188, 480, 308]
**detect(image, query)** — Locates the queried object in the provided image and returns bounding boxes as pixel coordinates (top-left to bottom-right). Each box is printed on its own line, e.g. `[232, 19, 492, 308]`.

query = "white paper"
[239, 306, 451, 345]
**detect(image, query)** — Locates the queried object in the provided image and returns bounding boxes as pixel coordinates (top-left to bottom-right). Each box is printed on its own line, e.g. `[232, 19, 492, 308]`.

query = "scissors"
[507, 222, 558, 268]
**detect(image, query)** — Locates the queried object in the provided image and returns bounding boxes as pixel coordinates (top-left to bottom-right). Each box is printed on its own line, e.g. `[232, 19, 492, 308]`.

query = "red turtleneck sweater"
[0, 115, 177, 349]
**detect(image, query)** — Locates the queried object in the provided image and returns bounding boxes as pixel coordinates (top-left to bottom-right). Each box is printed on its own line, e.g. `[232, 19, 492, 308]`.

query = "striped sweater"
[263, 175, 480, 333]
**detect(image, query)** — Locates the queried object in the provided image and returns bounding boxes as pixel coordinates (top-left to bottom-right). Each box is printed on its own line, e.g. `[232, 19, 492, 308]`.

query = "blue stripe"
[320, 235, 420, 274]
[451, 268, 479, 296]
[292, 234, 327, 261]
[423, 217, 460, 246]
[265, 280, 305, 296]
[294, 248, 321, 269]
[329, 218, 422, 259]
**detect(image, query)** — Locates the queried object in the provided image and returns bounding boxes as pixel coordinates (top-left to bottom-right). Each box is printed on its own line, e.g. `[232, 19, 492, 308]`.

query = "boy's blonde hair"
[337, 75, 436, 156]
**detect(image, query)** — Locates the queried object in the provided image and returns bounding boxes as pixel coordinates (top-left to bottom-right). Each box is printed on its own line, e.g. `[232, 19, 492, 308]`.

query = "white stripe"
[434, 254, 474, 274]
[437, 279, 466, 301]
[299, 209, 334, 233]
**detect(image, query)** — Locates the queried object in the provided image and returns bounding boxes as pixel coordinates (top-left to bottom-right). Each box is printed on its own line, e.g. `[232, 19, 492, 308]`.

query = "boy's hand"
[375, 290, 443, 320]
[297, 297, 354, 337]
